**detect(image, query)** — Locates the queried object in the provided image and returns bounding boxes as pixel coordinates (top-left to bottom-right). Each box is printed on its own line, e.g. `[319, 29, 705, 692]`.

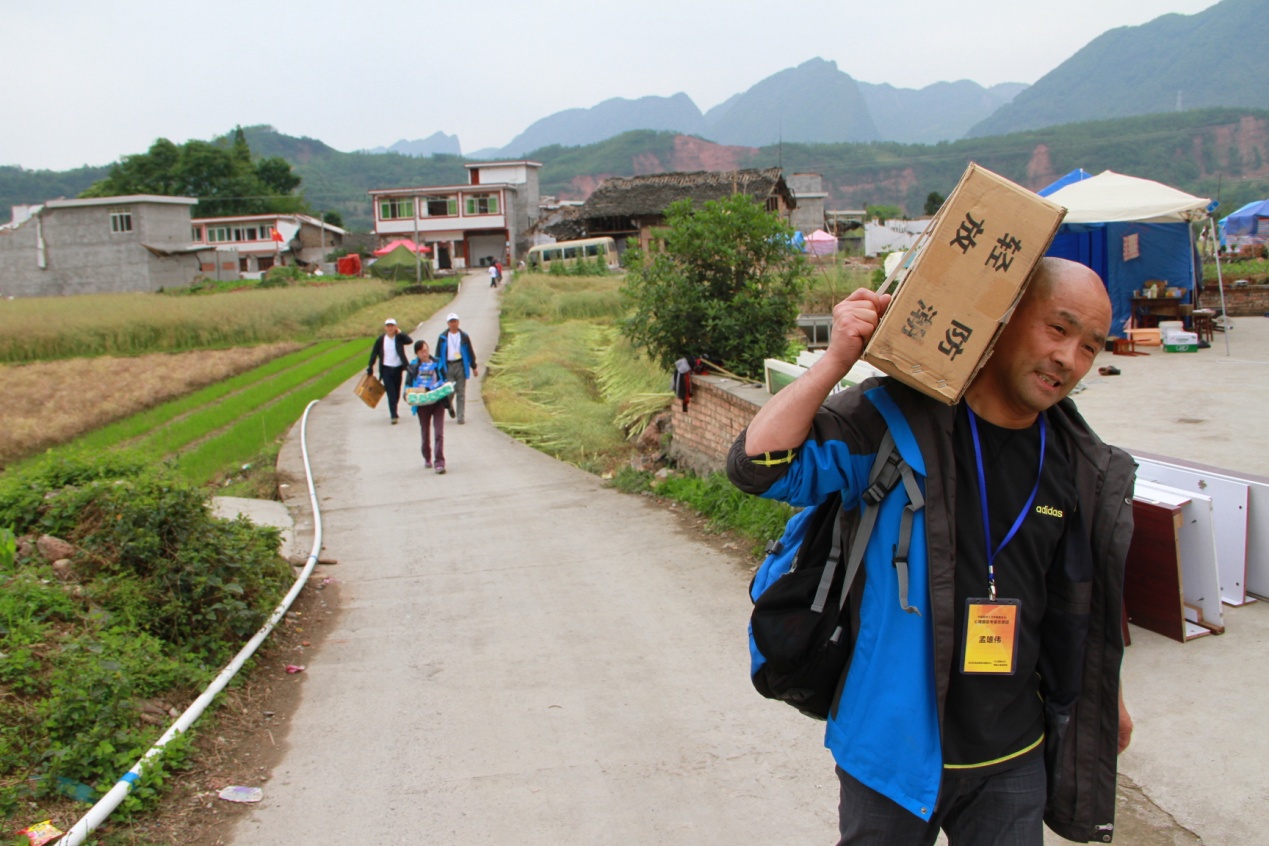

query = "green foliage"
[655, 472, 795, 544]
[866, 204, 904, 222]
[1205, 256, 1269, 283]
[0, 457, 292, 815]
[0, 526, 15, 570]
[242, 125, 470, 231]
[609, 466, 655, 494]
[260, 264, 306, 287]
[620, 193, 809, 378]
[81, 126, 308, 217]
[923, 191, 945, 216]
[803, 262, 877, 313]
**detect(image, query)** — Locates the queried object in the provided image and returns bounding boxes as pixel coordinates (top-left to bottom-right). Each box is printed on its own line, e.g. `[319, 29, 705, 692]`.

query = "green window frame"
[379, 198, 415, 220]
[464, 194, 499, 215]
[424, 195, 458, 217]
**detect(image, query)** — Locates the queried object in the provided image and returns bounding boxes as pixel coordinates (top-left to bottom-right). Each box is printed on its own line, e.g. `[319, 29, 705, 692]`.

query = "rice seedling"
[126, 341, 362, 458]
[175, 347, 368, 484]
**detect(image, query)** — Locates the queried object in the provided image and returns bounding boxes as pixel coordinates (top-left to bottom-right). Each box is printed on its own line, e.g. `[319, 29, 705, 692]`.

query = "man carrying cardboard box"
[728, 258, 1136, 844]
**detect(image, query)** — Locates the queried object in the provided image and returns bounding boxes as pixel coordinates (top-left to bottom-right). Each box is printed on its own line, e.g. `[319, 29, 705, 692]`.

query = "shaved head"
[967, 257, 1112, 427]
[1023, 258, 1112, 335]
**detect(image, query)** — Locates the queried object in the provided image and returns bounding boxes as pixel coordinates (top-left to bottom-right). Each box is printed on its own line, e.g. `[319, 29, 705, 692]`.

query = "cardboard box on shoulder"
[862, 163, 1067, 404]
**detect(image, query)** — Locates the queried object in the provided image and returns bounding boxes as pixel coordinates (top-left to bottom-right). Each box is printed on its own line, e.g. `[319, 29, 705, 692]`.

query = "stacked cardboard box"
[862, 163, 1067, 404]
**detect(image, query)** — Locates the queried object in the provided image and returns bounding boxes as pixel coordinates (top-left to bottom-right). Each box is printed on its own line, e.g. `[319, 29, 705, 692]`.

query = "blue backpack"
[748, 431, 923, 719]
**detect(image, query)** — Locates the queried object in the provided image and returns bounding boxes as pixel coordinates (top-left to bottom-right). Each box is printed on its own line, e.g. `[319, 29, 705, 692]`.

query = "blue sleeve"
[726, 381, 895, 510]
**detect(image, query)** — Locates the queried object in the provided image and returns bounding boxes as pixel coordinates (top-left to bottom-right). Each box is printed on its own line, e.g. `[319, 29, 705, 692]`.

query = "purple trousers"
[415, 402, 446, 466]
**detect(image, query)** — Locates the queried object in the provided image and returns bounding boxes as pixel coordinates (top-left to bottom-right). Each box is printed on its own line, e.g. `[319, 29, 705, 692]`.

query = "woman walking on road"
[406, 340, 451, 474]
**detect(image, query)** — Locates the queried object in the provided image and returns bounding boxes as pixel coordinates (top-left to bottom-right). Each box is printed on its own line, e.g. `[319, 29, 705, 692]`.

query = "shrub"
[0, 455, 294, 813]
[621, 193, 809, 378]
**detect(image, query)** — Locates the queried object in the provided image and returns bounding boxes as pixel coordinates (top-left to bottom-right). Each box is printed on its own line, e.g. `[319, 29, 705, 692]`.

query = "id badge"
[961, 598, 1020, 675]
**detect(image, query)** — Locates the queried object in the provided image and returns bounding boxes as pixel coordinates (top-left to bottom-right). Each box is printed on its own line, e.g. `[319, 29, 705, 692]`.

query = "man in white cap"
[435, 313, 478, 424]
[367, 318, 413, 424]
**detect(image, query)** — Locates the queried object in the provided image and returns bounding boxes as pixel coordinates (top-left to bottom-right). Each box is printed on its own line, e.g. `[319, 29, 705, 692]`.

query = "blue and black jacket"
[727, 377, 1136, 842]
[435, 330, 477, 379]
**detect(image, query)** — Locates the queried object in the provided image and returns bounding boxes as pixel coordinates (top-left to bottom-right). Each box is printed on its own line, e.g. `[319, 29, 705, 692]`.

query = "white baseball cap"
[446, 313, 460, 321]
[384, 318, 397, 325]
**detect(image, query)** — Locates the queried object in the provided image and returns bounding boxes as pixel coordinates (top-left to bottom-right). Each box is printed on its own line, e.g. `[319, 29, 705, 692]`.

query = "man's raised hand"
[825, 288, 892, 371]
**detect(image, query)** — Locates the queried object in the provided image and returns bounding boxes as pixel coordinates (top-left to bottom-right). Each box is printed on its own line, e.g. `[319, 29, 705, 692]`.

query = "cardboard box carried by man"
[863, 163, 1067, 404]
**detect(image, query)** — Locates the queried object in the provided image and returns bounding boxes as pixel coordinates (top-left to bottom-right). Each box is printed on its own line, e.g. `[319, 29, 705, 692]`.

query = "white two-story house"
[368, 161, 541, 270]
[190, 213, 346, 276]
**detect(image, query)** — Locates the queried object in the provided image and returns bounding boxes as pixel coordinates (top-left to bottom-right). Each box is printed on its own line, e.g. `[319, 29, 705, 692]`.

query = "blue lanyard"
[967, 407, 1045, 601]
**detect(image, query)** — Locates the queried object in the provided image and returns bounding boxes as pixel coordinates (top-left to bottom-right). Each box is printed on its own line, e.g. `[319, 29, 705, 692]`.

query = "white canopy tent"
[1046, 170, 1213, 223]
[1044, 171, 1227, 350]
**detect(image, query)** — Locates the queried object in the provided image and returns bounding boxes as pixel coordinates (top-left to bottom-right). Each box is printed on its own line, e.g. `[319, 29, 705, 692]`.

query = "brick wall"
[1199, 285, 1269, 316]
[668, 375, 765, 475]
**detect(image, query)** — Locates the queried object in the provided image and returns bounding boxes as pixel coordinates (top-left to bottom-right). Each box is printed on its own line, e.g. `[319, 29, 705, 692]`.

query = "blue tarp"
[1220, 199, 1269, 238]
[1047, 221, 1197, 333]
[1039, 169, 1093, 197]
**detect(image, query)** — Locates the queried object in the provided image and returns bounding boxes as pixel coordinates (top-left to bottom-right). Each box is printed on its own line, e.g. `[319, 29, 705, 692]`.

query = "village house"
[548, 167, 797, 255]
[190, 212, 346, 278]
[368, 160, 541, 270]
[0, 195, 202, 297]
[786, 172, 828, 235]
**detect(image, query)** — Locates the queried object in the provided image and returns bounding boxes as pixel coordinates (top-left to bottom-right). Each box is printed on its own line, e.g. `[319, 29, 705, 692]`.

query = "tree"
[865, 204, 904, 223]
[923, 191, 946, 216]
[81, 127, 308, 217]
[621, 193, 809, 378]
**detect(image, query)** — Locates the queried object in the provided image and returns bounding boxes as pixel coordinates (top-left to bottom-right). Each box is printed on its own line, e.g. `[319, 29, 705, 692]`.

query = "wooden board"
[1136, 480, 1224, 636]
[1135, 456, 1252, 605]
[1132, 451, 1269, 601]
[1124, 499, 1188, 642]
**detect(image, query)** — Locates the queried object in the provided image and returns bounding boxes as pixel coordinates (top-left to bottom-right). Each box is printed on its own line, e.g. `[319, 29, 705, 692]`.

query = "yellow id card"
[961, 598, 1020, 675]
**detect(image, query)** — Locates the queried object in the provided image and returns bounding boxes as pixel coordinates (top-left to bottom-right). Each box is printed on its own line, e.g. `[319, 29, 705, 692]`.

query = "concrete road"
[230, 274, 839, 844]
[231, 279, 1269, 845]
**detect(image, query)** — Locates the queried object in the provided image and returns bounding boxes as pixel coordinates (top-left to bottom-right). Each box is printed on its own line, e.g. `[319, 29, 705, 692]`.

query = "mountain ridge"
[968, 0, 1269, 136]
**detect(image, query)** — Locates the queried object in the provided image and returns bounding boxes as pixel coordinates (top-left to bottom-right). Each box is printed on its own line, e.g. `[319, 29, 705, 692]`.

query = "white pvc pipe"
[61, 400, 325, 845]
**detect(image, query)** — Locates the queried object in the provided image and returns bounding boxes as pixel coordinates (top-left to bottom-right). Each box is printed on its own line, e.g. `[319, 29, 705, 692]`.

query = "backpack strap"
[812, 430, 897, 619]
[814, 430, 927, 627]
[892, 462, 925, 616]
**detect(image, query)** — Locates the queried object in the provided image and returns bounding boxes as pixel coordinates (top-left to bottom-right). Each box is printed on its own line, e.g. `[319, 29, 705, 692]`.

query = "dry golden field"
[0, 342, 301, 468]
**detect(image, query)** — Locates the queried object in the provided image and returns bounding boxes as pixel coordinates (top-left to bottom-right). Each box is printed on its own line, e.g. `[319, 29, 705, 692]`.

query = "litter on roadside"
[218, 785, 264, 803]
[285, 664, 306, 673]
[19, 820, 63, 846]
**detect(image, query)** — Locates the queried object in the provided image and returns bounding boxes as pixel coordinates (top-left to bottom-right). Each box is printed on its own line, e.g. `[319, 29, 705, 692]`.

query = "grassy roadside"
[485, 271, 793, 554]
[484, 272, 668, 473]
[0, 282, 457, 843]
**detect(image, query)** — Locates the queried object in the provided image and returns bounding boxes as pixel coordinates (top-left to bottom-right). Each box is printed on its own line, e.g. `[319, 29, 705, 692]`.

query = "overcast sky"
[3, 0, 1219, 171]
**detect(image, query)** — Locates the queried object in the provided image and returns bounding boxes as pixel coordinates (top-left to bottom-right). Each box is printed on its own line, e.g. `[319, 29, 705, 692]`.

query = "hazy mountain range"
[376, 0, 1265, 157]
[455, 58, 1025, 158]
